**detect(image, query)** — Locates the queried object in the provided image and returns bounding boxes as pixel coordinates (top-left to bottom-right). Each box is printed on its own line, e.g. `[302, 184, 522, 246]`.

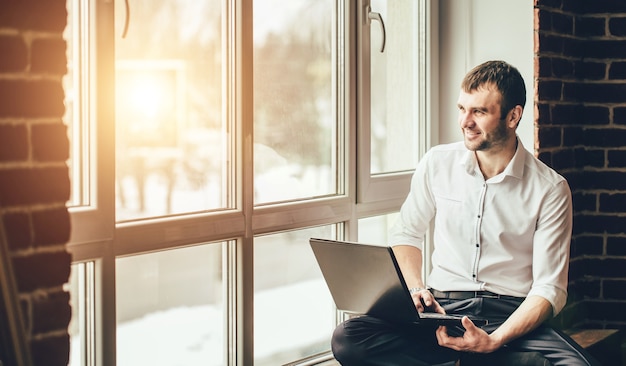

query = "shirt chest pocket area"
[433, 194, 468, 236]
[433, 194, 464, 215]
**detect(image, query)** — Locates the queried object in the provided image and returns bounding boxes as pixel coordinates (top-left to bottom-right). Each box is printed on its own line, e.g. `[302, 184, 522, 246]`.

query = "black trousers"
[331, 297, 601, 366]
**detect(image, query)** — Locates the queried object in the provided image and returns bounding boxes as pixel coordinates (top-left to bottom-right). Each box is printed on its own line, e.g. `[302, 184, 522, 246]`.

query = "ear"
[507, 105, 523, 128]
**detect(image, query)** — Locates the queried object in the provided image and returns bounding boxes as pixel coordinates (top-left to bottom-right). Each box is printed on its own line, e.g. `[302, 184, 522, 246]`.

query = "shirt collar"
[462, 136, 526, 180]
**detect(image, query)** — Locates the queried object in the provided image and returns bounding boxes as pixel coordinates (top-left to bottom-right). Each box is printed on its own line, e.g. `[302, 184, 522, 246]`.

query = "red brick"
[551, 104, 580, 123]
[537, 126, 563, 147]
[577, 171, 626, 190]
[600, 193, 626, 213]
[31, 290, 71, 334]
[575, 16, 607, 37]
[608, 150, 626, 168]
[12, 251, 71, 292]
[536, 0, 564, 10]
[572, 192, 597, 213]
[585, 301, 626, 324]
[536, 32, 567, 54]
[30, 333, 70, 366]
[536, 8, 553, 31]
[614, 106, 626, 125]
[577, 0, 626, 14]
[32, 208, 70, 247]
[0, 80, 65, 118]
[565, 81, 626, 103]
[569, 257, 626, 279]
[551, 105, 610, 125]
[2, 212, 33, 251]
[585, 128, 626, 148]
[572, 236, 604, 257]
[608, 61, 626, 79]
[562, 126, 585, 148]
[574, 148, 604, 168]
[0, 167, 70, 206]
[0, 124, 28, 161]
[577, 39, 626, 59]
[31, 123, 70, 162]
[536, 56, 552, 78]
[0, 0, 67, 32]
[536, 102, 551, 124]
[567, 276, 602, 299]
[609, 17, 626, 36]
[0, 34, 27, 72]
[551, 148, 576, 170]
[31, 38, 67, 75]
[551, 57, 576, 78]
[578, 61, 606, 80]
[604, 280, 626, 300]
[607, 236, 626, 256]
[551, 11, 575, 34]
[537, 80, 563, 101]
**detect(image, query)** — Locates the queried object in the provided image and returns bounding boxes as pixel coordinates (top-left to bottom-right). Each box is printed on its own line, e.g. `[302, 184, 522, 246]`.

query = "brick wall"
[0, 1, 72, 365]
[535, 0, 626, 332]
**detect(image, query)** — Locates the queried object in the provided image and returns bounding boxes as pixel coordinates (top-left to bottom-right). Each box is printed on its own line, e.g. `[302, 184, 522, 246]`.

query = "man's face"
[456, 85, 511, 152]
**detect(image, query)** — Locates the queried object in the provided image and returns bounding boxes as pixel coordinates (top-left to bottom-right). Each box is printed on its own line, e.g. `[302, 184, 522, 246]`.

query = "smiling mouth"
[464, 129, 481, 137]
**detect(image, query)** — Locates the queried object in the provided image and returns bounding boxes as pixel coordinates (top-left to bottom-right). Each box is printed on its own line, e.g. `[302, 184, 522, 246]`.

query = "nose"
[459, 110, 473, 128]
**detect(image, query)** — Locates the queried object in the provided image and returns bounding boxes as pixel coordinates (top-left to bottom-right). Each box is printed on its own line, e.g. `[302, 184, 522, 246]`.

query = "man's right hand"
[411, 288, 446, 314]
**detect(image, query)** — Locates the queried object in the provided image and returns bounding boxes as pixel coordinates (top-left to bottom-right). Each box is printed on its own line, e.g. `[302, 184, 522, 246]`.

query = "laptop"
[309, 238, 488, 328]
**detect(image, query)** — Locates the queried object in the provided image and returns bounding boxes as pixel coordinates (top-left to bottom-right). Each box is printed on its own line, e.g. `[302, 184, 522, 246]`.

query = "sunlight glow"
[127, 75, 168, 119]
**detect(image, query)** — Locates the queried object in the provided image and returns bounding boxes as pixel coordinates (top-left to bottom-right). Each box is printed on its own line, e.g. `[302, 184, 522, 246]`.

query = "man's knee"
[331, 322, 361, 364]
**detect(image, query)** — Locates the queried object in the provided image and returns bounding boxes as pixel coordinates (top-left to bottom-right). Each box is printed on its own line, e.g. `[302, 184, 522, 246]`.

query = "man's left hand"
[435, 316, 501, 354]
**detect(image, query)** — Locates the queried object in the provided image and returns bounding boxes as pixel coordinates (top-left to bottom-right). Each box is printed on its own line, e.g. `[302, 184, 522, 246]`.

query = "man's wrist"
[409, 287, 427, 295]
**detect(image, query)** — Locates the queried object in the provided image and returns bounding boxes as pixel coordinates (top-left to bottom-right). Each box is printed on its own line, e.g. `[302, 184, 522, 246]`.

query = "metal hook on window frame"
[366, 5, 386, 53]
[122, 0, 130, 38]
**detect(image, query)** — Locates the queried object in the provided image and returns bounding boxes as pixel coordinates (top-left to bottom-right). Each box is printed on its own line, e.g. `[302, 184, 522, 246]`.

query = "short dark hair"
[461, 60, 526, 119]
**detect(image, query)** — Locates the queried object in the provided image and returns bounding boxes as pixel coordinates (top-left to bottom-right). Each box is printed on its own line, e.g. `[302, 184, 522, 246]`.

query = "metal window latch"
[122, 0, 130, 38]
[366, 5, 386, 53]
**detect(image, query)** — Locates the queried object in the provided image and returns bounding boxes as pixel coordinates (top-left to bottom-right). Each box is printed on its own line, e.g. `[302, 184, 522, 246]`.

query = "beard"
[463, 118, 509, 152]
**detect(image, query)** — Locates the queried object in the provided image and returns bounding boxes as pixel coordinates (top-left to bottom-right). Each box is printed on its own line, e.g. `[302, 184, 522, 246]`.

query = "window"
[253, 0, 338, 205]
[114, 0, 229, 221]
[253, 227, 336, 364]
[358, 0, 431, 203]
[65, 0, 433, 365]
[116, 244, 225, 365]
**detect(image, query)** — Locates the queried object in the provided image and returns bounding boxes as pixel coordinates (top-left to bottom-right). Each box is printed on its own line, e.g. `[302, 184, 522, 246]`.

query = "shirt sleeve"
[388, 150, 437, 250]
[527, 179, 573, 316]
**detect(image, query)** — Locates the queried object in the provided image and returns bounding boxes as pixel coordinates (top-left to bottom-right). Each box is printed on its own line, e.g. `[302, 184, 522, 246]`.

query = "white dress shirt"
[389, 138, 573, 315]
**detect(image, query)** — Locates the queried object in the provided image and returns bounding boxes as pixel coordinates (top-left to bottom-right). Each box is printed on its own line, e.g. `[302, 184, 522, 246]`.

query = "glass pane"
[67, 262, 96, 366]
[116, 244, 224, 366]
[114, 0, 227, 221]
[370, 0, 420, 174]
[254, 227, 336, 365]
[358, 212, 399, 245]
[253, 0, 338, 204]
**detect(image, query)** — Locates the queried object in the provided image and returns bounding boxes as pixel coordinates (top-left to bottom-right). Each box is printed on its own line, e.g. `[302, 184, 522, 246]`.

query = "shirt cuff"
[527, 285, 568, 316]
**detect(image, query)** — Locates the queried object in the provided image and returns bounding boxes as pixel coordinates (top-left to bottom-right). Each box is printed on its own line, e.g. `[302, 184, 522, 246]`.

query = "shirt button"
[476, 244, 479, 247]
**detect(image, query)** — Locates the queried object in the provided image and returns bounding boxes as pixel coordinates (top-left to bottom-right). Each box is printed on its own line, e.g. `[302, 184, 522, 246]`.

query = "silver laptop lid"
[309, 238, 419, 324]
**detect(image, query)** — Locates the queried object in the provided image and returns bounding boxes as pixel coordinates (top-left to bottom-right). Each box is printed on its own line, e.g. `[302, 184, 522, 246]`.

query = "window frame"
[64, 0, 438, 365]
[356, 0, 435, 206]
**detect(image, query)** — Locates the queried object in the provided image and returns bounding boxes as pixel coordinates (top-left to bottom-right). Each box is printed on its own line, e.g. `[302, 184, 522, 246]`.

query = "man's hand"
[435, 316, 502, 354]
[411, 289, 446, 314]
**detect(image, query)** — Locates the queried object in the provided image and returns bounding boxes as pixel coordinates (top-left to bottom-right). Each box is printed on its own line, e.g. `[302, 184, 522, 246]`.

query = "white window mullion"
[232, 0, 254, 364]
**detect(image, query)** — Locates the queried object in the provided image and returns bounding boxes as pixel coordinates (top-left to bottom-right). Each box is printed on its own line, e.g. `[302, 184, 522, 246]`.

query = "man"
[331, 61, 599, 365]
